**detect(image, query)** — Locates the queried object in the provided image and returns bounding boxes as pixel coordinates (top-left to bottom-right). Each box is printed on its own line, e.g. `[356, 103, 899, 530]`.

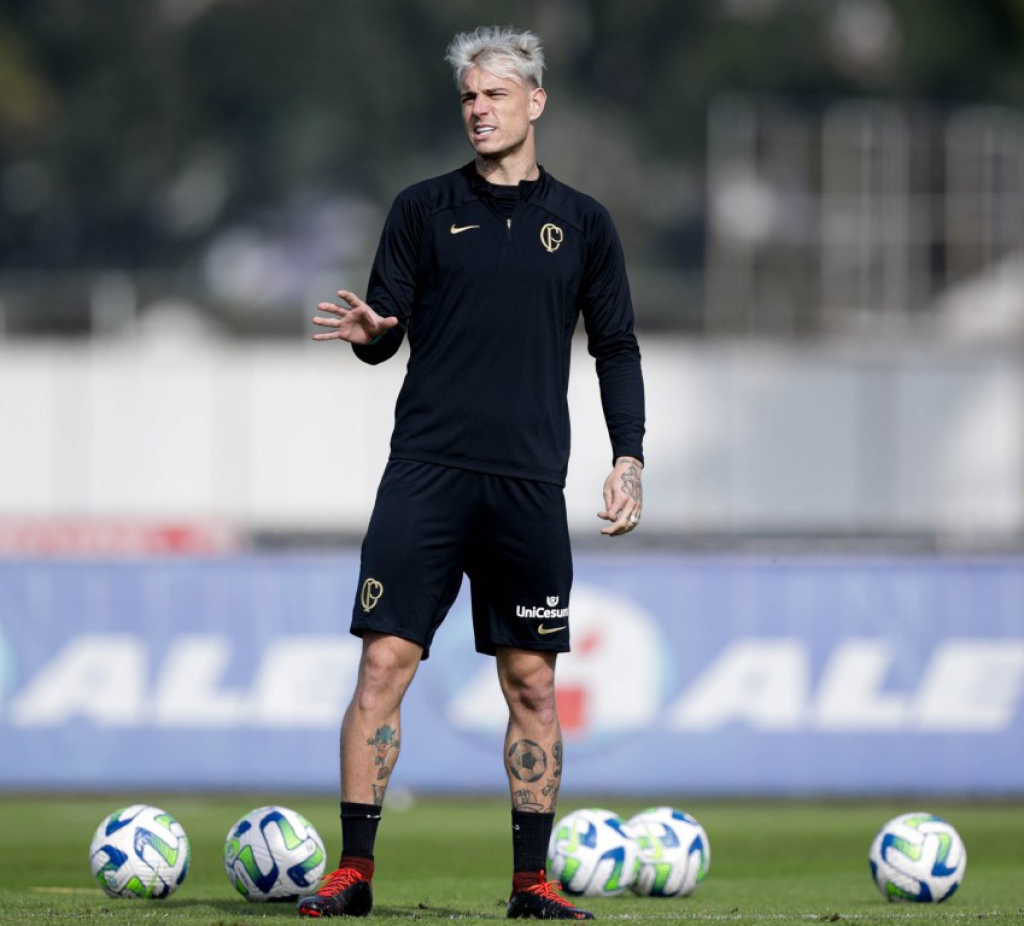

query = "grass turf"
[0, 794, 1020, 924]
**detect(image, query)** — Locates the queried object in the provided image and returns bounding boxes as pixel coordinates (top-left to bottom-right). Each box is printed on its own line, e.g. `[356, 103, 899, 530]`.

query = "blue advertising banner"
[1, 554, 1022, 795]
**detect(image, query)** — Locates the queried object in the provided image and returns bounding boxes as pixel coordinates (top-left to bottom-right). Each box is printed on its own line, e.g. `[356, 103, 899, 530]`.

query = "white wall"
[1, 335, 1021, 539]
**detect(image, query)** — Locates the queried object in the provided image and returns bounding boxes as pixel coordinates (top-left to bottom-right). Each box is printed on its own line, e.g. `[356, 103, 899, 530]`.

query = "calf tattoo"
[508, 739, 563, 813]
[513, 789, 545, 812]
[368, 725, 399, 782]
[507, 738, 548, 783]
[541, 741, 563, 803]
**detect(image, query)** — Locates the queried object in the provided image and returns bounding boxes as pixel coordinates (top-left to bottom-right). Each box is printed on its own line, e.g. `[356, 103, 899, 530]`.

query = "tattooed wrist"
[618, 461, 643, 502]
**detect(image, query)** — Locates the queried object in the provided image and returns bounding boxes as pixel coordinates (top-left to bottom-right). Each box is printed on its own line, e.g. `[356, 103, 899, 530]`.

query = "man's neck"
[474, 152, 539, 187]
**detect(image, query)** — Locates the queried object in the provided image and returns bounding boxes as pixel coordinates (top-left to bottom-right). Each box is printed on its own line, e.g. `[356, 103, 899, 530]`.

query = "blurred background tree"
[1, 0, 1023, 333]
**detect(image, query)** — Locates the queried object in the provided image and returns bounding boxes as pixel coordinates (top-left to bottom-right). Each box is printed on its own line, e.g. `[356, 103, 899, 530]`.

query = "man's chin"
[470, 139, 523, 163]
[470, 139, 502, 156]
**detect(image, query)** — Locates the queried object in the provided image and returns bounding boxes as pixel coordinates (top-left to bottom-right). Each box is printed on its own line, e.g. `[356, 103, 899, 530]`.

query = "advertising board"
[1, 555, 1021, 795]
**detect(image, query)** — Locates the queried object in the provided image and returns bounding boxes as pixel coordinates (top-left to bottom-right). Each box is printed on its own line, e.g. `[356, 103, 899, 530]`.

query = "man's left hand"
[597, 456, 643, 536]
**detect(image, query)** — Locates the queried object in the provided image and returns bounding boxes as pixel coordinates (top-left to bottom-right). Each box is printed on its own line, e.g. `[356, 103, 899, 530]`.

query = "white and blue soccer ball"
[627, 806, 710, 897]
[869, 812, 966, 903]
[89, 804, 190, 899]
[224, 805, 327, 901]
[547, 807, 639, 897]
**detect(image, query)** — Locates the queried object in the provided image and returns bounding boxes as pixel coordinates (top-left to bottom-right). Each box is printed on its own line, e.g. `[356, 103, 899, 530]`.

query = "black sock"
[511, 810, 554, 874]
[340, 801, 381, 861]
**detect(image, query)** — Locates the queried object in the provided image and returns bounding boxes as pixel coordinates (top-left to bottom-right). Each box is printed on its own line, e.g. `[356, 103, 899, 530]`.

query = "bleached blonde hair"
[445, 26, 545, 89]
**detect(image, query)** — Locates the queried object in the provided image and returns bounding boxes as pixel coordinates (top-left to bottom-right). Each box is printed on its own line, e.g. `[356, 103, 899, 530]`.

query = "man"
[297, 25, 645, 921]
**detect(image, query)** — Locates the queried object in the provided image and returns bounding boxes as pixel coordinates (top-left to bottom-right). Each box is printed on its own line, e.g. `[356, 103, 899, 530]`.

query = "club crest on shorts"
[360, 578, 384, 613]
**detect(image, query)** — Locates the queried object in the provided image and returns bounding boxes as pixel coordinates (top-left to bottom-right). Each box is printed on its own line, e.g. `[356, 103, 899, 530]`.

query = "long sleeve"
[580, 207, 646, 465]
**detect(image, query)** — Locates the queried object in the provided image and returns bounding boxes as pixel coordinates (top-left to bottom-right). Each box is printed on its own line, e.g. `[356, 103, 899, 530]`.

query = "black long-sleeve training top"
[353, 162, 645, 487]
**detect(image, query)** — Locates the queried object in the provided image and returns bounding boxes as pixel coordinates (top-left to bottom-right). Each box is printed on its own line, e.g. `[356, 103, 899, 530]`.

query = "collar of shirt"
[463, 162, 545, 201]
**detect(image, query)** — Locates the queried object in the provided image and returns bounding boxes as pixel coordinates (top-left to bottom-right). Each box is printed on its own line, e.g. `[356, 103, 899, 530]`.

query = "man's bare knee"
[498, 649, 558, 722]
[352, 634, 422, 714]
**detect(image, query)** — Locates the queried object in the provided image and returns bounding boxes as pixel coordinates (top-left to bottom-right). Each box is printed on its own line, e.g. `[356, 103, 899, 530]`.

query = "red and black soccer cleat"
[507, 872, 595, 920]
[297, 867, 373, 918]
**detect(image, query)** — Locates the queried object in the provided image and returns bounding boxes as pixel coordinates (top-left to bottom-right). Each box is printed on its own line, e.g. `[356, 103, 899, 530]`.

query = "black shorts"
[351, 460, 573, 659]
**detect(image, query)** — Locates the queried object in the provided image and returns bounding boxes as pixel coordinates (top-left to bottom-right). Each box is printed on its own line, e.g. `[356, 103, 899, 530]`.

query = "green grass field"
[0, 794, 1020, 925]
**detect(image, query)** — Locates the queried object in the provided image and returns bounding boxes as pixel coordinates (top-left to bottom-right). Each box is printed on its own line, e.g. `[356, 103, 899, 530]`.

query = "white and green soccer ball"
[547, 807, 639, 897]
[89, 804, 190, 899]
[224, 805, 326, 901]
[627, 806, 710, 897]
[869, 812, 966, 903]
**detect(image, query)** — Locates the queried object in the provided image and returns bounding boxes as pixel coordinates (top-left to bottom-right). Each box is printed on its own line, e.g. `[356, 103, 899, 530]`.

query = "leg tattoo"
[367, 725, 400, 802]
[507, 738, 563, 811]
[513, 789, 545, 812]
[508, 738, 548, 783]
[539, 741, 563, 809]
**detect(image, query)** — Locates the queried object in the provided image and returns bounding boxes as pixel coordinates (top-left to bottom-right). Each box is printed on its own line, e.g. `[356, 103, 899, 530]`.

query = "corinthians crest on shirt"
[516, 596, 569, 620]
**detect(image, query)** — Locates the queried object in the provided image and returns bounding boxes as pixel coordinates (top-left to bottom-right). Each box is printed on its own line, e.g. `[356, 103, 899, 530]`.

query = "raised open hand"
[312, 290, 400, 345]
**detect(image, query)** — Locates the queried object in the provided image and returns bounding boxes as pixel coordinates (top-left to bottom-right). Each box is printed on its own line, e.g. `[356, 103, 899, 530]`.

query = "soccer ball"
[224, 805, 327, 901]
[89, 804, 190, 899]
[547, 807, 639, 897]
[869, 812, 966, 902]
[627, 806, 710, 897]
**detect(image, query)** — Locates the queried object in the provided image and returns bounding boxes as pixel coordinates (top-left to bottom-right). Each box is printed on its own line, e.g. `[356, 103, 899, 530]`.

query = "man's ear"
[529, 87, 547, 122]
